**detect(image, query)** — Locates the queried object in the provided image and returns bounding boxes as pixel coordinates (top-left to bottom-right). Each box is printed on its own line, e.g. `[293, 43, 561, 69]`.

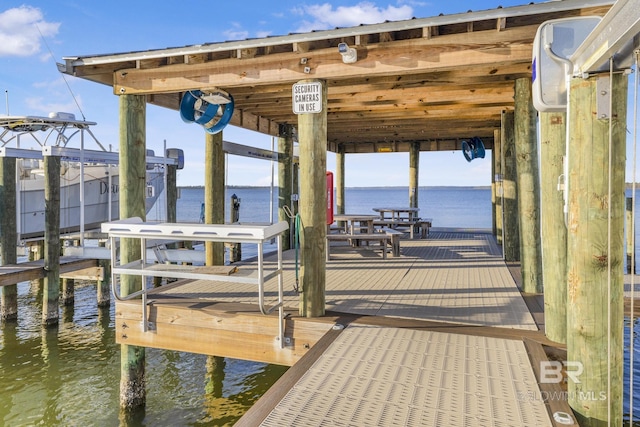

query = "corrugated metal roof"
[61, 0, 614, 66]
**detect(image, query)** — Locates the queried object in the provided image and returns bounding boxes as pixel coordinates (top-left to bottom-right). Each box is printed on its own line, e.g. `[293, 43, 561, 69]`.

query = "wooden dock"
[0, 256, 98, 287]
[112, 228, 583, 426]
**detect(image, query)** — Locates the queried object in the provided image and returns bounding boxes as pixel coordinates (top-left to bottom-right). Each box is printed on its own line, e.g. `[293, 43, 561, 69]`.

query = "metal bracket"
[596, 75, 611, 119]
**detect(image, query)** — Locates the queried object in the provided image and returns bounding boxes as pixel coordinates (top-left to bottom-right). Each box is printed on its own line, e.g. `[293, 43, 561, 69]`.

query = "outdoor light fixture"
[338, 42, 358, 63]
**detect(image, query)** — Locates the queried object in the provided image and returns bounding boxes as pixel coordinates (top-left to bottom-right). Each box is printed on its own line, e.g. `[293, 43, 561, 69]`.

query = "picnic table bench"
[417, 218, 433, 238]
[326, 232, 390, 260]
[380, 227, 403, 256]
[372, 217, 433, 239]
[373, 219, 417, 239]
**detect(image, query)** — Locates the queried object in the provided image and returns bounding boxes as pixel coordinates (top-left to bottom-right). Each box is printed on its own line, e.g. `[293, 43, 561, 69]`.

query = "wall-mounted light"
[338, 42, 358, 64]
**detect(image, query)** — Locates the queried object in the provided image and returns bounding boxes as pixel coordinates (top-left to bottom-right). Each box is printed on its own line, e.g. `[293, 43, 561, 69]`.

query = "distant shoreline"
[180, 184, 640, 190]
[179, 185, 493, 190]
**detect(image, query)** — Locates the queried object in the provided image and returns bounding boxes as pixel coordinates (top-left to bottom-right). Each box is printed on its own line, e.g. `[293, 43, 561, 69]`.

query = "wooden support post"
[205, 131, 225, 266]
[409, 142, 419, 209]
[0, 157, 18, 321]
[29, 241, 44, 291]
[336, 144, 345, 218]
[61, 277, 74, 306]
[566, 73, 626, 426]
[501, 110, 520, 262]
[540, 111, 568, 343]
[166, 161, 178, 224]
[205, 355, 225, 397]
[97, 240, 111, 307]
[514, 78, 542, 294]
[228, 193, 241, 262]
[42, 155, 61, 326]
[493, 129, 503, 245]
[335, 144, 345, 231]
[626, 197, 634, 274]
[297, 79, 327, 318]
[278, 124, 294, 251]
[119, 94, 147, 410]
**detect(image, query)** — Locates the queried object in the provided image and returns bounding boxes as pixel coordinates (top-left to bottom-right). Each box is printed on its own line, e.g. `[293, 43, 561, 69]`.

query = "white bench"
[326, 233, 390, 260]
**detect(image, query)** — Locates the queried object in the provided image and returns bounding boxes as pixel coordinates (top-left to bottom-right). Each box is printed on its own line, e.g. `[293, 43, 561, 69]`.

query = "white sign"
[292, 82, 322, 114]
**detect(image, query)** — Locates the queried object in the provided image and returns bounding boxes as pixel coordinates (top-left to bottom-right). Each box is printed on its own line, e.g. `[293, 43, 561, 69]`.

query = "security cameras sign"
[292, 82, 322, 114]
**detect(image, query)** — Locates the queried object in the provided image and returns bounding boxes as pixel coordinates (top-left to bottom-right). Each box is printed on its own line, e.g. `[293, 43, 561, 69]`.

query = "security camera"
[338, 42, 357, 64]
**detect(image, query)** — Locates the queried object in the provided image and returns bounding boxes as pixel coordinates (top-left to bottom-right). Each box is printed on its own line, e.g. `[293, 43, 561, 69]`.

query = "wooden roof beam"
[113, 25, 537, 95]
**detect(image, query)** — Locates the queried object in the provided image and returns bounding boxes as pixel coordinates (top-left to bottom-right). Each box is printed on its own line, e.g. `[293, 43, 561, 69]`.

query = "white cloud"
[293, 2, 414, 32]
[24, 95, 82, 116]
[0, 6, 60, 57]
[223, 22, 249, 41]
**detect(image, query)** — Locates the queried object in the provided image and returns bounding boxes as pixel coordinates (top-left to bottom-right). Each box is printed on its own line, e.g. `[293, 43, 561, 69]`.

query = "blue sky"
[0, 1, 637, 187]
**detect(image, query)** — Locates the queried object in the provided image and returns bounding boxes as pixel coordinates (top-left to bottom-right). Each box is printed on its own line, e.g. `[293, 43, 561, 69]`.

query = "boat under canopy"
[0, 112, 182, 243]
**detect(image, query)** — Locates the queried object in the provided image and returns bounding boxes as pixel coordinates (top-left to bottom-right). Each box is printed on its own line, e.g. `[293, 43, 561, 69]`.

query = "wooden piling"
[166, 158, 178, 224]
[0, 157, 18, 321]
[97, 241, 111, 307]
[297, 79, 327, 318]
[492, 129, 503, 245]
[205, 355, 225, 396]
[514, 78, 542, 294]
[501, 110, 520, 262]
[119, 94, 147, 410]
[335, 144, 345, 231]
[29, 241, 44, 291]
[278, 124, 294, 250]
[409, 142, 419, 208]
[566, 73, 626, 426]
[626, 197, 634, 274]
[539, 111, 568, 344]
[336, 145, 345, 218]
[42, 155, 61, 326]
[229, 193, 241, 262]
[204, 131, 225, 266]
[61, 277, 74, 306]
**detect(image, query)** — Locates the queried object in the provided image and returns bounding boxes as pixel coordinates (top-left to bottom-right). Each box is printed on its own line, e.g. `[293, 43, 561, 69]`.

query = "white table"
[102, 217, 288, 346]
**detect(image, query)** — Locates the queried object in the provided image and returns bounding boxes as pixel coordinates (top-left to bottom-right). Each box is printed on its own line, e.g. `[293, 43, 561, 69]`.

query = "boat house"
[49, 0, 639, 425]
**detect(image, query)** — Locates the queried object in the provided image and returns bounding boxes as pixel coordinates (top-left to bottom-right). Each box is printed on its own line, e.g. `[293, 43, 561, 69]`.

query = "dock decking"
[0, 256, 98, 287]
[258, 325, 552, 426]
[149, 228, 537, 330]
[115, 228, 573, 426]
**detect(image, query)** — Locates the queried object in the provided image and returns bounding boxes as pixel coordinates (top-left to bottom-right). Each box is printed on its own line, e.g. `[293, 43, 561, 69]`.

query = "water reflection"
[0, 271, 284, 425]
[1, 277, 638, 425]
[624, 317, 640, 425]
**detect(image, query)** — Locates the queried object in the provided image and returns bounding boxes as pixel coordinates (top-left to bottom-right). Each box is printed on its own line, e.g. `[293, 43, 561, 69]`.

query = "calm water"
[1, 186, 639, 425]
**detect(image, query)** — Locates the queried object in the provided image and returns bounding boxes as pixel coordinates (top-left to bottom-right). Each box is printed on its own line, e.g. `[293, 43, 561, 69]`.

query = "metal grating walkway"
[260, 325, 551, 427]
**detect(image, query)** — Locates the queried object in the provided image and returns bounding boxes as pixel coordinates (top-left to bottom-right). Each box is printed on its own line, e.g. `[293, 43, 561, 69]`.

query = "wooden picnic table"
[328, 214, 390, 260]
[372, 207, 420, 221]
[332, 214, 378, 235]
[372, 207, 420, 239]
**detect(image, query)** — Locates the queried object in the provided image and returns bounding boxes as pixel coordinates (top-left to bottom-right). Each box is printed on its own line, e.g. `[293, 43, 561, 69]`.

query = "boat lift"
[0, 113, 181, 249]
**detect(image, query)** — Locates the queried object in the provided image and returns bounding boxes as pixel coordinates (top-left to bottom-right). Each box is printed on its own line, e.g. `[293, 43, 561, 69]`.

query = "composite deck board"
[258, 325, 552, 427]
[142, 229, 557, 426]
[150, 229, 536, 330]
